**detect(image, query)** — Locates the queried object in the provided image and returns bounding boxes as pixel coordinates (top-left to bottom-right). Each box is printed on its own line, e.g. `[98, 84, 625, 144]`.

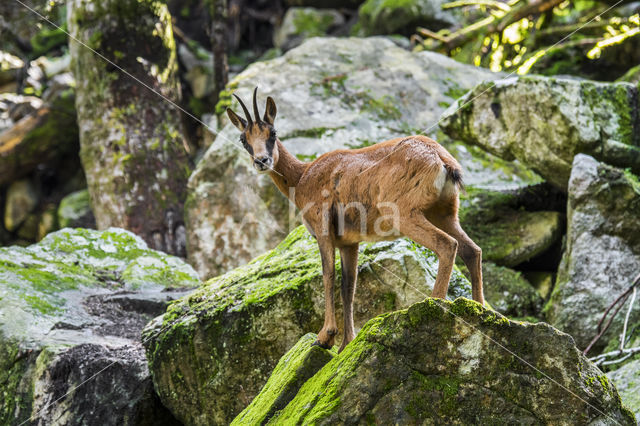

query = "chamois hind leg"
[398, 211, 458, 299]
[432, 216, 484, 304]
[313, 238, 338, 349]
[338, 243, 359, 353]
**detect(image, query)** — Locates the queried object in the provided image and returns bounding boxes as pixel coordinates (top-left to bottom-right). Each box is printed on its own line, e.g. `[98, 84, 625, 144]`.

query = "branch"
[583, 272, 640, 356]
[442, 0, 511, 12]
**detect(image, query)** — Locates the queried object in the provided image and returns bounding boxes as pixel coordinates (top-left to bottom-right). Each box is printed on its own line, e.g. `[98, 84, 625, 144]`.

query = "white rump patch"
[433, 165, 447, 194]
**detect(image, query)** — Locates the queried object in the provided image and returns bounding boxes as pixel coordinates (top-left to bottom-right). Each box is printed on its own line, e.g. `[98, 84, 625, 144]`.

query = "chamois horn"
[233, 93, 253, 125]
[252, 87, 261, 123]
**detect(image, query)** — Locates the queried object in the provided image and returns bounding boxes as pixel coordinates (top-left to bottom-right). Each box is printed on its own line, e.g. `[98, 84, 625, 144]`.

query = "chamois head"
[227, 87, 278, 173]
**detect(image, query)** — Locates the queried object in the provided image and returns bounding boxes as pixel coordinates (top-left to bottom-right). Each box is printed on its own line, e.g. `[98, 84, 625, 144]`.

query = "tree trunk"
[68, 0, 191, 257]
[209, 0, 229, 106]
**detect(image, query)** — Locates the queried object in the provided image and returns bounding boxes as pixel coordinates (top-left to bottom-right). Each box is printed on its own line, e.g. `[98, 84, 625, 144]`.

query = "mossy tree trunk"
[208, 0, 228, 106]
[68, 0, 191, 256]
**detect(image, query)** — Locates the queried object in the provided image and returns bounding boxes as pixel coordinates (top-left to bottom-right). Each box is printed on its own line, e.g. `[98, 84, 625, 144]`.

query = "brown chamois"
[227, 88, 483, 352]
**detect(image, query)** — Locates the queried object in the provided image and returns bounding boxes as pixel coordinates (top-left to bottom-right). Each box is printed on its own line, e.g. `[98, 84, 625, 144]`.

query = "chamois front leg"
[313, 238, 338, 349]
[339, 243, 359, 353]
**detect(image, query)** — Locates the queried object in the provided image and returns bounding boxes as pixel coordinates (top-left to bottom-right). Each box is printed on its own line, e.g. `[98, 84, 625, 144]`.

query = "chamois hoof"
[312, 340, 332, 349]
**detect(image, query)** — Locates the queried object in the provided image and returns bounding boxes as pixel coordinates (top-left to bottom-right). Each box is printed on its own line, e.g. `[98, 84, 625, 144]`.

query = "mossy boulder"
[143, 225, 473, 425]
[237, 298, 635, 424]
[68, 0, 191, 256]
[274, 7, 345, 51]
[608, 359, 640, 422]
[546, 154, 640, 351]
[356, 0, 460, 36]
[0, 228, 199, 425]
[482, 262, 543, 318]
[0, 51, 23, 87]
[440, 75, 640, 189]
[232, 333, 336, 425]
[188, 36, 537, 278]
[459, 186, 564, 267]
[57, 189, 96, 229]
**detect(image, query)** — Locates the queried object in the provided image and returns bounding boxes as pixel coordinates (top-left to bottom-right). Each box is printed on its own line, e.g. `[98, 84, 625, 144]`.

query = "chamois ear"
[263, 96, 277, 125]
[227, 108, 247, 131]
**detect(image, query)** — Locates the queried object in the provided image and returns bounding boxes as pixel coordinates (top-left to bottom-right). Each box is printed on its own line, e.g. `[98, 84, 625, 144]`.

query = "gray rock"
[440, 75, 640, 189]
[68, 0, 191, 256]
[608, 359, 640, 423]
[189, 37, 537, 278]
[143, 225, 473, 425]
[4, 179, 38, 232]
[239, 298, 635, 424]
[546, 154, 640, 351]
[274, 7, 345, 51]
[0, 227, 200, 425]
[57, 189, 96, 229]
[178, 42, 214, 99]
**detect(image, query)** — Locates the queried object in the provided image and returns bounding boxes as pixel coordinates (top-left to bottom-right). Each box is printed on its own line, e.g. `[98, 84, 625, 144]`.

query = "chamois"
[227, 88, 483, 352]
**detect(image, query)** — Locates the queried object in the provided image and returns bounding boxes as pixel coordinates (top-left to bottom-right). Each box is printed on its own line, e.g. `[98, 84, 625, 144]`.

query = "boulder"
[274, 7, 345, 51]
[189, 36, 537, 278]
[356, 0, 460, 35]
[482, 262, 543, 318]
[440, 75, 640, 189]
[459, 187, 564, 267]
[0, 228, 200, 425]
[57, 189, 96, 229]
[4, 179, 39, 232]
[608, 359, 640, 422]
[237, 298, 635, 424]
[143, 225, 473, 425]
[232, 333, 335, 425]
[178, 42, 215, 99]
[546, 154, 640, 351]
[0, 85, 78, 186]
[68, 0, 191, 256]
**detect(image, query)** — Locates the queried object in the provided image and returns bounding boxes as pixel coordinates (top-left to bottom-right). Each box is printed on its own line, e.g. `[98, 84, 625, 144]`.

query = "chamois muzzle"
[253, 155, 273, 172]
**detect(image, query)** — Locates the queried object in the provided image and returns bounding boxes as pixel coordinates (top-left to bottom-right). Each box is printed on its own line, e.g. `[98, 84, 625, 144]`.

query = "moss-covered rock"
[608, 359, 640, 423]
[274, 7, 344, 51]
[57, 189, 95, 229]
[244, 298, 634, 424]
[232, 333, 336, 425]
[546, 154, 640, 351]
[0, 227, 199, 425]
[459, 187, 564, 267]
[440, 75, 640, 189]
[143, 225, 473, 425]
[189, 37, 537, 278]
[482, 262, 543, 318]
[0, 51, 23, 86]
[356, 0, 460, 36]
[67, 0, 191, 256]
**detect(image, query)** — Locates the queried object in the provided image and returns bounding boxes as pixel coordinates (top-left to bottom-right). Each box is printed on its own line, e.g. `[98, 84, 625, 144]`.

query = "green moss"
[291, 9, 336, 37]
[30, 25, 68, 57]
[283, 127, 333, 140]
[215, 80, 239, 115]
[232, 333, 336, 425]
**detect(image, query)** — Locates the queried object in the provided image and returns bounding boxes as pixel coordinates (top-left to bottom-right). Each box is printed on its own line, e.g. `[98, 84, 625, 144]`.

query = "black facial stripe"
[240, 133, 253, 156]
[266, 129, 276, 156]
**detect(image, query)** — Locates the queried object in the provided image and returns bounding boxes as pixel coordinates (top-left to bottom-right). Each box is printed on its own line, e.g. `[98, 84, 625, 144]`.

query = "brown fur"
[227, 91, 483, 352]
